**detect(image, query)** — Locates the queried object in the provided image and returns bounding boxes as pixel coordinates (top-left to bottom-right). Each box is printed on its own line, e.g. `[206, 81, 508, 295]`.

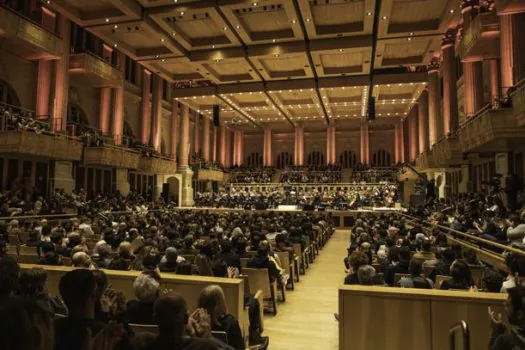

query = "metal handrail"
[402, 213, 525, 256]
[449, 321, 470, 350]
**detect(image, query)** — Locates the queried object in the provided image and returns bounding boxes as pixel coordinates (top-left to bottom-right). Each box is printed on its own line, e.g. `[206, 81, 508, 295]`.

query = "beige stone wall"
[0, 48, 37, 109]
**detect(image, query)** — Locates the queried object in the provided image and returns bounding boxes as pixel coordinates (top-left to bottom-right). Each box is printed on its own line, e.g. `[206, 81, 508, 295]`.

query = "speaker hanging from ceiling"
[213, 105, 220, 127]
[368, 96, 376, 121]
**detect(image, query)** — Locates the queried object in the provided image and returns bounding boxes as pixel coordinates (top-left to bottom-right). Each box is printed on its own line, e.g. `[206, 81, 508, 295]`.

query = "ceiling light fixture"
[450, 9, 455, 13]
[306, 18, 311, 22]
[223, 26, 228, 31]
[105, 18, 110, 23]
[382, 16, 387, 20]
[180, 11, 184, 16]
[367, 12, 372, 16]
[253, 1, 258, 6]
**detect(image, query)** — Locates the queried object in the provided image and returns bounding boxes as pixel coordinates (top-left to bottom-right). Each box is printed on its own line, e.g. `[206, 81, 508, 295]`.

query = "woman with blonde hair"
[198, 284, 244, 349]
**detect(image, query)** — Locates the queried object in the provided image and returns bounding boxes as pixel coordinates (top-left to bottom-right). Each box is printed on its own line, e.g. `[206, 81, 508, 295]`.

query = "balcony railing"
[83, 144, 140, 169]
[415, 150, 437, 169]
[138, 155, 177, 174]
[511, 79, 525, 127]
[458, 12, 500, 61]
[431, 136, 462, 167]
[458, 107, 522, 152]
[69, 51, 123, 87]
[0, 4, 62, 59]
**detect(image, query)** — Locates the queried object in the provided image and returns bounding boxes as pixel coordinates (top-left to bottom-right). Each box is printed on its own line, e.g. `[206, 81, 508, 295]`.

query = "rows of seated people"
[340, 211, 525, 349]
[195, 184, 398, 209]
[280, 165, 341, 183]
[227, 167, 275, 184]
[0, 209, 332, 350]
[410, 190, 525, 248]
[350, 168, 398, 183]
[0, 105, 52, 134]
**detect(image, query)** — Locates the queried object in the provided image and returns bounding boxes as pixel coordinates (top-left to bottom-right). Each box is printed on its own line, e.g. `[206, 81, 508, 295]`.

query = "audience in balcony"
[0, 105, 51, 134]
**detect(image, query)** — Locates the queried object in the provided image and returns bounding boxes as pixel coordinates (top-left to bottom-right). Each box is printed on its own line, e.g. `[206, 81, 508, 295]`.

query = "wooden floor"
[263, 229, 348, 350]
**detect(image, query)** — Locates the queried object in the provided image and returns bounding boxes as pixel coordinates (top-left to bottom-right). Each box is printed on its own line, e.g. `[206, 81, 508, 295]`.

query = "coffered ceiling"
[48, 0, 460, 131]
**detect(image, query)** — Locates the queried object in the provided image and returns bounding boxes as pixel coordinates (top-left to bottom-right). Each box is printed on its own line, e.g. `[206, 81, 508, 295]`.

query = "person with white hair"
[71, 251, 94, 269]
[126, 273, 160, 324]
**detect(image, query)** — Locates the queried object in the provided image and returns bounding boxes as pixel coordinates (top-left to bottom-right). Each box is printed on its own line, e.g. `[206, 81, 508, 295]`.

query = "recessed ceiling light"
[172, 32, 176, 36]
[409, 32, 414, 36]
[367, 12, 372, 16]
[161, 59, 165, 62]
[212, 45, 216, 49]
[274, 54, 279, 57]
[272, 38, 276, 43]
[236, 25, 240, 29]
[113, 25, 118, 29]
[382, 16, 387, 20]
[113, 43, 118, 48]
[223, 26, 228, 31]
[291, 19, 296, 24]
[450, 9, 455, 13]
[105, 18, 109, 23]
[306, 18, 311, 22]
[161, 38, 165, 42]
[46, 0, 51, 4]
[253, 1, 257, 5]
[407, 37, 412, 41]
[339, 48, 344, 52]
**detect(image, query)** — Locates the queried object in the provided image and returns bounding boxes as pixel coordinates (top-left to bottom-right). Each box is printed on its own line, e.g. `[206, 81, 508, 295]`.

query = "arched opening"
[276, 151, 293, 169]
[67, 103, 91, 136]
[166, 176, 181, 206]
[372, 149, 392, 167]
[246, 152, 263, 167]
[339, 150, 357, 169]
[0, 79, 21, 107]
[307, 151, 324, 166]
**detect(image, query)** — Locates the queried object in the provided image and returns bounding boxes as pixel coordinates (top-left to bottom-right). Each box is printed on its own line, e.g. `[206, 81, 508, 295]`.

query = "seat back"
[275, 251, 291, 272]
[243, 268, 272, 298]
[62, 257, 72, 266]
[211, 331, 228, 344]
[8, 234, 20, 245]
[469, 265, 483, 289]
[240, 258, 249, 268]
[394, 273, 410, 286]
[180, 254, 195, 262]
[19, 245, 37, 256]
[435, 275, 452, 289]
[240, 274, 252, 295]
[129, 323, 159, 335]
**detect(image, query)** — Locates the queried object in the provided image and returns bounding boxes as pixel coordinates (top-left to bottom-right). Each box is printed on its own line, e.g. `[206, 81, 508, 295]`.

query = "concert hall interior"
[1, 0, 525, 349]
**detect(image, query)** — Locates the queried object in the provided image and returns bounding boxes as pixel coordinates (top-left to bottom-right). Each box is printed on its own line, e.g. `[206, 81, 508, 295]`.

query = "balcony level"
[495, 0, 525, 14]
[0, 5, 62, 60]
[431, 136, 462, 167]
[458, 12, 500, 62]
[69, 52, 123, 88]
[415, 150, 437, 170]
[138, 156, 177, 174]
[83, 143, 140, 169]
[512, 81, 525, 127]
[458, 107, 524, 153]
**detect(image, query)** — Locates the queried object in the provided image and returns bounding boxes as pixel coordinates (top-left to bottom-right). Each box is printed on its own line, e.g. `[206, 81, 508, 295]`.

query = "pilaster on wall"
[52, 15, 70, 131]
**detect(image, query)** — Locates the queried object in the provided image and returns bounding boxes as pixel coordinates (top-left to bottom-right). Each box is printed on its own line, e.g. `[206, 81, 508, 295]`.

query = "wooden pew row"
[20, 264, 245, 337]
[339, 285, 506, 350]
[446, 236, 508, 272]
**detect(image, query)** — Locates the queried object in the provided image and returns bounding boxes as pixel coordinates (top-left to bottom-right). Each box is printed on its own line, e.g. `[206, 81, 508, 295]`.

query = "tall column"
[151, 75, 163, 150]
[428, 57, 440, 147]
[225, 129, 232, 168]
[464, 61, 485, 117]
[326, 125, 336, 165]
[489, 59, 500, 108]
[294, 126, 304, 165]
[360, 121, 369, 164]
[462, 0, 485, 118]
[441, 29, 459, 135]
[171, 100, 178, 161]
[219, 125, 227, 166]
[193, 113, 200, 157]
[52, 15, 70, 131]
[36, 60, 52, 119]
[394, 124, 400, 163]
[418, 91, 429, 153]
[99, 88, 111, 135]
[409, 106, 419, 162]
[178, 104, 190, 168]
[202, 117, 210, 162]
[111, 52, 125, 144]
[177, 104, 194, 207]
[212, 126, 218, 163]
[263, 127, 272, 166]
[233, 130, 244, 167]
[141, 69, 152, 145]
[499, 13, 525, 96]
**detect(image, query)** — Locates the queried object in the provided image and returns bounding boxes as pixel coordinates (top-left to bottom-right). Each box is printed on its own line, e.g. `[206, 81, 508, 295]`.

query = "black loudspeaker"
[213, 105, 220, 127]
[368, 96, 375, 121]
[162, 183, 169, 202]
